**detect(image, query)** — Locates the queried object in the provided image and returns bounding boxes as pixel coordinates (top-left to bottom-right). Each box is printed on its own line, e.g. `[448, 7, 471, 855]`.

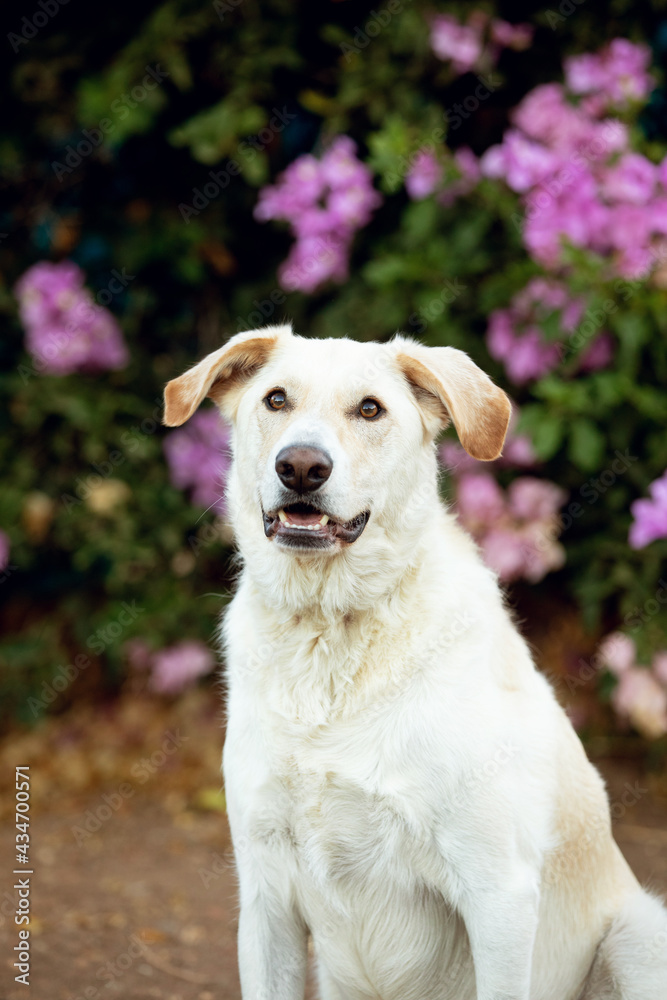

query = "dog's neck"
[236, 494, 442, 621]
[253, 534, 424, 617]
[235, 532, 440, 724]
[225, 486, 465, 723]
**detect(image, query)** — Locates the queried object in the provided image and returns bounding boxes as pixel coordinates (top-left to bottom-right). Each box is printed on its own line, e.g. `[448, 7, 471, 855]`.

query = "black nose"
[275, 445, 333, 494]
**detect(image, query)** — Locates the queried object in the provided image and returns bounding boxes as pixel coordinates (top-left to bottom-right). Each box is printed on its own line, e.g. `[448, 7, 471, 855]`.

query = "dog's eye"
[359, 398, 381, 420]
[265, 390, 287, 411]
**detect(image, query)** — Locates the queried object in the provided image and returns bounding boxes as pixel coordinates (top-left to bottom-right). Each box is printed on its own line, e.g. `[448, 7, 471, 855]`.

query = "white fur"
[165, 324, 667, 1000]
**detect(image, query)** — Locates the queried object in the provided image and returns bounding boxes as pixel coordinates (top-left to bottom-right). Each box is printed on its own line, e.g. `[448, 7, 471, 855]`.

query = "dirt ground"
[1, 688, 667, 1000]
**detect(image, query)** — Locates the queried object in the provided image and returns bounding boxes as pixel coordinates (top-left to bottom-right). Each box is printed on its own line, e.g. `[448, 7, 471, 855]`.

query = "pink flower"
[429, 13, 533, 75]
[481, 527, 527, 582]
[615, 246, 656, 279]
[502, 434, 536, 467]
[508, 478, 567, 521]
[479, 522, 564, 584]
[512, 84, 567, 145]
[279, 234, 349, 293]
[512, 84, 592, 153]
[565, 52, 607, 96]
[451, 468, 566, 585]
[612, 667, 667, 739]
[486, 308, 515, 358]
[453, 146, 481, 181]
[481, 130, 562, 192]
[604, 203, 652, 253]
[522, 176, 610, 268]
[506, 328, 561, 383]
[598, 632, 636, 676]
[0, 531, 9, 573]
[596, 633, 667, 737]
[653, 652, 667, 686]
[479, 39, 656, 276]
[512, 276, 570, 313]
[565, 39, 654, 110]
[439, 440, 479, 475]
[254, 155, 324, 220]
[515, 520, 566, 582]
[254, 137, 381, 294]
[163, 408, 231, 511]
[440, 406, 536, 475]
[15, 259, 83, 327]
[487, 290, 564, 385]
[579, 333, 614, 372]
[629, 470, 667, 548]
[456, 473, 505, 528]
[486, 278, 614, 383]
[148, 641, 215, 695]
[438, 147, 481, 206]
[486, 274, 615, 383]
[601, 153, 656, 205]
[430, 15, 483, 74]
[490, 20, 533, 50]
[405, 149, 442, 200]
[14, 261, 129, 375]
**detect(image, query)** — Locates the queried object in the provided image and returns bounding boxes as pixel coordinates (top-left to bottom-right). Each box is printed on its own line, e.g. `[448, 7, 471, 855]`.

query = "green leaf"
[568, 419, 606, 472]
[169, 99, 266, 164]
[522, 409, 564, 461]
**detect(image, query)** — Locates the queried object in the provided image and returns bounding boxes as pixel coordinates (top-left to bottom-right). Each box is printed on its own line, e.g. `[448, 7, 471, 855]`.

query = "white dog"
[164, 324, 667, 1000]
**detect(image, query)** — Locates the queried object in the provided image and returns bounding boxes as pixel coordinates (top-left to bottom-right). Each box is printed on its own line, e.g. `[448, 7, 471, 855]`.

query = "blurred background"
[1, 1, 667, 997]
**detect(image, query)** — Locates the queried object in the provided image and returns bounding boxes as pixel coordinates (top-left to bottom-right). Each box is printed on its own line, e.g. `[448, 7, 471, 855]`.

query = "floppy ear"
[163, 324, 289, 427]
[393, 337, 511, 461]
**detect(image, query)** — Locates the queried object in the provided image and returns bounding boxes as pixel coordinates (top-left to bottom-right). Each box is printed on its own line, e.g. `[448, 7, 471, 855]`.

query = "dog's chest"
[287, 762, 400, 882]
[252, 724, 441, 892]
[240, 730, 475, 1000]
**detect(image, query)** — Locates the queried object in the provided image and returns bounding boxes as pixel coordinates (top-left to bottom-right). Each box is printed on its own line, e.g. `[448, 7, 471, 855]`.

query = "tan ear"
[163, 324, 290, 427]
[393, 336, 511, 461]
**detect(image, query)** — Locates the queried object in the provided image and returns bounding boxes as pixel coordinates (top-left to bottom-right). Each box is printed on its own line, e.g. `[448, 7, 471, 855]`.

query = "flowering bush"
[14, 261, 128, 375]
[478, 42, 664, 279]
[453, 472, 567, 584]
[163, 409, 231, 512]
[564, 39, 654, 111]
[430, 12, 532, 75]
[254, 137, 382, 293]
[2, 1, 667, 749]
[405, 146, 481, 205]
[629, 470, 667, 549]
[486, 278, 613, 384]
[128, 638, 215, 695]
[597, 633, 667, 739]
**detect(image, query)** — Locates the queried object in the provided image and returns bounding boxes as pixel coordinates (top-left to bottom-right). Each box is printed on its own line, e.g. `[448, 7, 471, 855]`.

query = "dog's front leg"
[237, 891, 308, 1000]
[224, 697, 308, 999]
[456, 874, 539, 1000]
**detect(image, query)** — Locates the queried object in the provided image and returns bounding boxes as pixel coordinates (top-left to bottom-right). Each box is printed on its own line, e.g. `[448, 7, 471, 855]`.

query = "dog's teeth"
[278, 513, 327, 530]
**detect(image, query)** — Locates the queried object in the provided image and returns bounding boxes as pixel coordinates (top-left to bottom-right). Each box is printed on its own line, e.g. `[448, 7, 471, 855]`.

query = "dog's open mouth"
[263, 502, 370, 549]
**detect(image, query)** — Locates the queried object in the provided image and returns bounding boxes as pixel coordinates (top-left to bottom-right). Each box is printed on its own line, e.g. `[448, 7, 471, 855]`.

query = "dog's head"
[163, 324, 510, 561]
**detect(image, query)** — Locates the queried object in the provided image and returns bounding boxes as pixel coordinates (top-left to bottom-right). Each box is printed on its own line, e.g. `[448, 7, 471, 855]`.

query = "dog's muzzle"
[264, 442, 369, 549]
[263, 502, 370, 549]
